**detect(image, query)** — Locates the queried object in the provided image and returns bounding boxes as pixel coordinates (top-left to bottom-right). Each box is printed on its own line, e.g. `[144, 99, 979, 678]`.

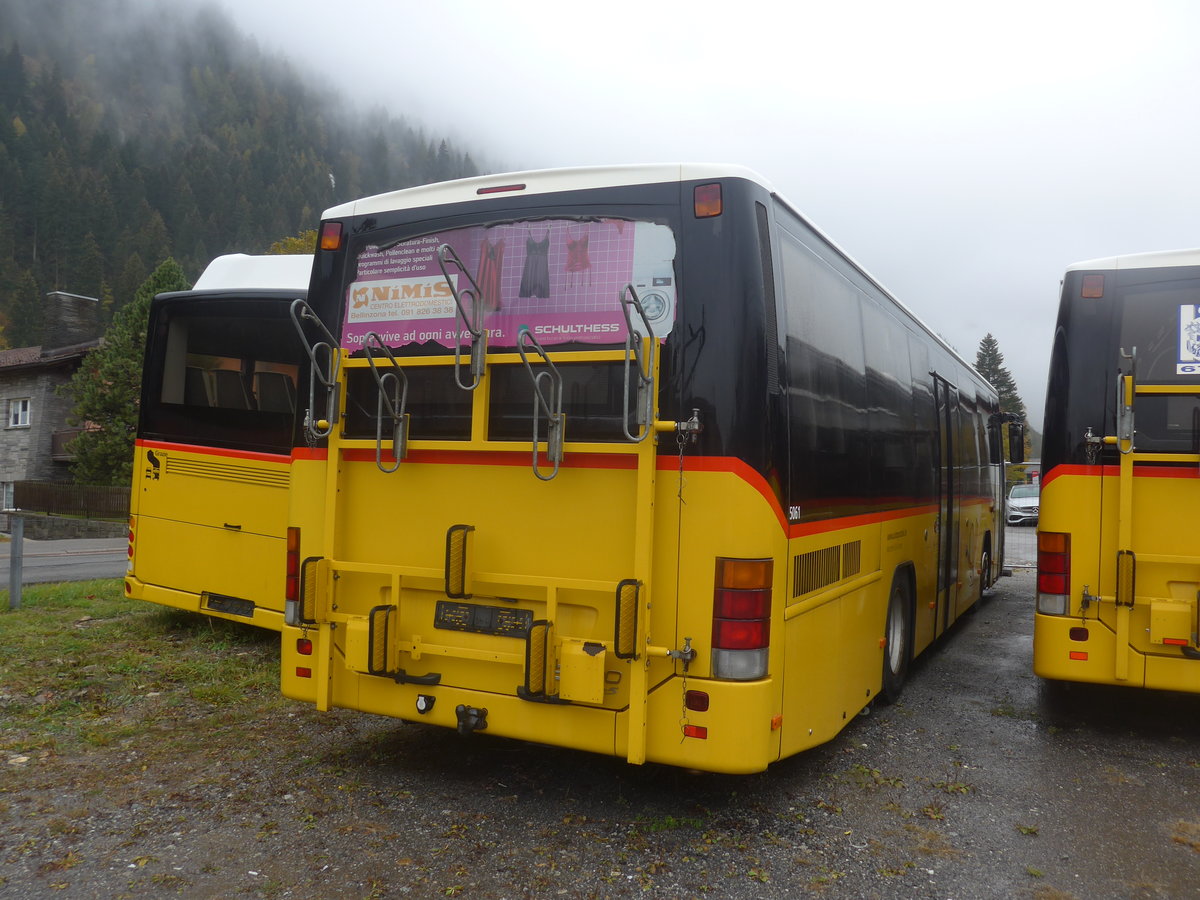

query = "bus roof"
[192, 253, 312, 292]
[322, 163, 773, 219]
[1066, 247, 1200, 272]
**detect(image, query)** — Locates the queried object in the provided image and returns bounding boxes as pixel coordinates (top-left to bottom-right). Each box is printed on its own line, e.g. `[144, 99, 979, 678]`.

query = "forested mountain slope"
[0, 0, 481, 346]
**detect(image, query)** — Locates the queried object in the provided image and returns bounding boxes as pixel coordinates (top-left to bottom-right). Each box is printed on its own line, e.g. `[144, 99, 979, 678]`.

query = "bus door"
[933, 375, 961, 632]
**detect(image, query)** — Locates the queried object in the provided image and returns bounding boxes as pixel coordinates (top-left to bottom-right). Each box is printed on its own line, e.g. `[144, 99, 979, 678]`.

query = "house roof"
[0, 340, 100, 374]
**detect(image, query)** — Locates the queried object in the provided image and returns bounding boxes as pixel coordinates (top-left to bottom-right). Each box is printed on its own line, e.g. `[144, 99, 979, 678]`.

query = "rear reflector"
[682, 724, 708, 739]
[1069, 651, 1088, 661]
[296, 667, 312, 678]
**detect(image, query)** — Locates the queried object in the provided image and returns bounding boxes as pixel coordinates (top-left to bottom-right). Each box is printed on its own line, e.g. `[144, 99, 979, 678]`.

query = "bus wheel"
[880, 574, 912, 705]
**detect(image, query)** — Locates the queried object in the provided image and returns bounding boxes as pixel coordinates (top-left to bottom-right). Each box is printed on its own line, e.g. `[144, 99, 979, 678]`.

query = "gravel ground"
[2, 570, 1198, 899]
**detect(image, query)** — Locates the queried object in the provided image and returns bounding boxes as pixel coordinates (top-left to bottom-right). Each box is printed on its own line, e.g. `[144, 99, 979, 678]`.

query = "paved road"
[0, 536, 127, 585]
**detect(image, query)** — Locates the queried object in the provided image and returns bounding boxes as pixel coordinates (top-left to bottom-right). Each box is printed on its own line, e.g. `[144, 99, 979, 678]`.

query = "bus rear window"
[1119, 280, 1200, 380]
[342, 217, 677, 354]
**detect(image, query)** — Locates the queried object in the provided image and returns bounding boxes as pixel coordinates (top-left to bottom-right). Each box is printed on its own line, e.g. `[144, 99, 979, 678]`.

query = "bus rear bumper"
[127, 576, 282, 631]
[1033, 612, 1200, 692]
[279, 632, 780, 773]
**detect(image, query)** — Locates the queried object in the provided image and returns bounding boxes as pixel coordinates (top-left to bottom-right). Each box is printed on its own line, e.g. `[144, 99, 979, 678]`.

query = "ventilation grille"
[165, 457, 289, 489]
[842, 540, 861, 578]
[794, 540, 862, 598]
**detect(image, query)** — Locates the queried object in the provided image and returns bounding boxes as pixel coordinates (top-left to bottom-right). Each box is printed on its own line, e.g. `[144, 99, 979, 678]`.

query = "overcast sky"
[216, 0, 1200, 430]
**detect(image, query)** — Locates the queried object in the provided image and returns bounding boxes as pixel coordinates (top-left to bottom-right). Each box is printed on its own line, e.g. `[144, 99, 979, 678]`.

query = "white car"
[1007, 483, 1039, 526]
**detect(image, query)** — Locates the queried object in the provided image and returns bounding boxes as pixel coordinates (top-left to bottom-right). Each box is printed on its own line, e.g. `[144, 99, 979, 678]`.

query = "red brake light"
[1037, 531, 1071, 597]
[296, 638, 313, 655]
[286, 526, 301, 603]
[476, 183, 526, 195]
[713, 589, 771, 620]
[713, 617, 769, 650]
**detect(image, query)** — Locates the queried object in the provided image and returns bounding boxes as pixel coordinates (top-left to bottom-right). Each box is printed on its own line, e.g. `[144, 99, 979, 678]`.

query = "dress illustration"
[565, 230, 591, 287]
[518, 232, 551, 299]
[476, 237, 504, 310]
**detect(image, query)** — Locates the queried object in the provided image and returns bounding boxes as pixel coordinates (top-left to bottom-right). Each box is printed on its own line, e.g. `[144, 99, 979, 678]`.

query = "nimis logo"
[348, 276, 457, 323]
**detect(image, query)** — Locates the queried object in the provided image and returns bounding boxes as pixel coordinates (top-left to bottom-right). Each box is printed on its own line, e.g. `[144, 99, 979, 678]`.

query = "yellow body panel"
[125, 443, 290, 629]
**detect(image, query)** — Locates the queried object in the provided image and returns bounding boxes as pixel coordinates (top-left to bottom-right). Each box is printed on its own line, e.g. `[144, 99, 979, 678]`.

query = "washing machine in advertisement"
[630, 222, 677, 337]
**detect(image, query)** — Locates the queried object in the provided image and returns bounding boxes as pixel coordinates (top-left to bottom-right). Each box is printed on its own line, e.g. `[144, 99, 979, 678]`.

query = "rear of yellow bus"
[126, 287, 307, 630]
[280, 167, 794, 773]
[1035, 252, 1200, 692]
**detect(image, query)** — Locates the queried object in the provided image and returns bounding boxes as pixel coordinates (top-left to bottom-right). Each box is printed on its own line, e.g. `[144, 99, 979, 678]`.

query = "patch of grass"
[0, 580, 282, 757]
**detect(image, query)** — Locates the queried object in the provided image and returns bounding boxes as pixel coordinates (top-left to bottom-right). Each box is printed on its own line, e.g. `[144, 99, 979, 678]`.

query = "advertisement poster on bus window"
[1178, 304, 1200, 374]
[341, 218, 676, 351]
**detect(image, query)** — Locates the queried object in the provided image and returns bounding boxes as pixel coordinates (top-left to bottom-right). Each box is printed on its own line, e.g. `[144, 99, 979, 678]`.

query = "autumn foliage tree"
[63, 259, 189, 485]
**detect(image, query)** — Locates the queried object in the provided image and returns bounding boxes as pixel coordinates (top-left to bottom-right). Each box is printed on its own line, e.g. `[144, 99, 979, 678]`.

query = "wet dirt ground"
[2, 569, 1198, 898]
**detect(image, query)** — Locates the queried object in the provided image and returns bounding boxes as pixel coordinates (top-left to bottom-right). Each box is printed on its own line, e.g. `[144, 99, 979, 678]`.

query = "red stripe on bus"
[291, 446, 972, 539]
[1042, 463, 1200, 488]
[135, 438, 291, 464]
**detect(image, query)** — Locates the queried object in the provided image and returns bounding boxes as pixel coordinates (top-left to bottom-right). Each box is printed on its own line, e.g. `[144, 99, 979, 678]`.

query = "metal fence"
[13, 481, 129, 520]
[1005, 523, 1037, 570]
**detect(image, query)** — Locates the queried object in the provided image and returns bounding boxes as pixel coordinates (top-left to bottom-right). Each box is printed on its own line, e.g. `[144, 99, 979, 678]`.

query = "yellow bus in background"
[125, 254, 311, 630]
[1036, 249, 1200, 691]
[281, 165, 1007, 773]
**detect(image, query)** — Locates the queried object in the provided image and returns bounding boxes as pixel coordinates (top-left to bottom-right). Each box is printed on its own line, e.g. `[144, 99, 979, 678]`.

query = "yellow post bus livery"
[1036, 249, 1200, 692]
[125, 254, 312, 630]
[281, 165, 1007, 773]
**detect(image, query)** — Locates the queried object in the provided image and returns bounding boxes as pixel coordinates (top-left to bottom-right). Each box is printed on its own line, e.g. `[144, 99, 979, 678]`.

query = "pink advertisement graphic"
[342, 218, 676, 351]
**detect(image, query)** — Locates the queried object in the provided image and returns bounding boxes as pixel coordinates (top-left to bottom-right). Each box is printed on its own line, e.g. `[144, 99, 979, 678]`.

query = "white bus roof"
[1066, 248, 1200, 272]
[192, 253, 312, 292]
[322, 163, 773, 219]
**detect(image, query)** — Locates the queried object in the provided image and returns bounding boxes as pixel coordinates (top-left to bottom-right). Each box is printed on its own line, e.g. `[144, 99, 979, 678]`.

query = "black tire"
[880, 573, 912, 704]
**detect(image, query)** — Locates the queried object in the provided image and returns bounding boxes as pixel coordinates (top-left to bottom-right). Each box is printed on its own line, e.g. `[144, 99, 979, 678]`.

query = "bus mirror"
[1008, 422, 1025, 464]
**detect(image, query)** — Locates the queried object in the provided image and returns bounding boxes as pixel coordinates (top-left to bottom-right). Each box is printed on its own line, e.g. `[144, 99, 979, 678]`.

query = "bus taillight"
[127, 517, 135, 560]
[284, 526, 301, 626]
[1037, 532, 1071, 615]
[711, 557, 772, 680]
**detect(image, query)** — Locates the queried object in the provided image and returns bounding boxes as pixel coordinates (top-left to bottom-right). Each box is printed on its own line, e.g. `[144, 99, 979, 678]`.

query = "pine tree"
[63, 258, 189, 485]
[975, 333, 1027, 422]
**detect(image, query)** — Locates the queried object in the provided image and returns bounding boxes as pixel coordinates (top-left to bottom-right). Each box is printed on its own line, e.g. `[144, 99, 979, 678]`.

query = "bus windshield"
[343, 217, 677, 352]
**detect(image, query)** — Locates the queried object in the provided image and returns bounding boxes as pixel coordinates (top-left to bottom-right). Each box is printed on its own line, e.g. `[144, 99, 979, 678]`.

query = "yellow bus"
[1035, 249, 1200, 691]
[125, 254, 312, 630]
[281, 165, 1007, 773]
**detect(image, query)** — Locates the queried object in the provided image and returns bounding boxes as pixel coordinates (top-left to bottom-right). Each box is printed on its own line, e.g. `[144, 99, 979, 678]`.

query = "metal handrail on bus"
[619, 284, 656, 443]
[516, 325, 565, 481]
[436, 244, 487, 392]
[289, 298, 340, 442]
[363, 332, 410, 473]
